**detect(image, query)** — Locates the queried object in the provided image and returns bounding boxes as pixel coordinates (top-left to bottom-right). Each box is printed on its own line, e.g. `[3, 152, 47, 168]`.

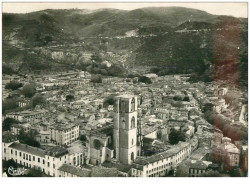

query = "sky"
[2, 2, 248, 18]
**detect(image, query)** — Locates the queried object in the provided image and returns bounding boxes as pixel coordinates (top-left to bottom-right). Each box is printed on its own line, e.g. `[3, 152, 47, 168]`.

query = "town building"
[176, 159, 212, 177]
[58, 164, 91, 177]
[2, 142, 68, 176]
[213, 137, 240, 170]
[131, 142, 192, 177]
[50, 123, 80, 146]
[6, 110, 47, 122]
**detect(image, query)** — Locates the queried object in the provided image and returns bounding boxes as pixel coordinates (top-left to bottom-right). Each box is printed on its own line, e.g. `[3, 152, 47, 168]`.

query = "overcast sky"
[2, 2, 248, 18]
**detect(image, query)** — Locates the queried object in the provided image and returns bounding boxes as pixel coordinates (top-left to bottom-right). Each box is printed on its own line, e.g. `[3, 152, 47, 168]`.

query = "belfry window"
[122, 119, 126, 129]
[121, 101, 126, 112]
[131, 116, 135, 128]
[131, 98, 135, 112]
[131, 152, 135, 161]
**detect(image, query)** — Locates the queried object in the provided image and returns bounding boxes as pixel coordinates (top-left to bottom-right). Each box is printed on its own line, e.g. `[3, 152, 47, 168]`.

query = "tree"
[169, 130, 179, 145]
[2, 131, 17, 143]
[31, 95, 45, 107]
[138, 76, 152, 84]
[25, 168, 46, 177]
[204, 111, 248, 142]
[164, 170, 174, 177]
[173, 95, 184, 101]
[18, 130, 40, 147]
[66, 94, 74, 101]
[4, 159, 18, 168]
[2, 66, 17, 75]
[3, 159, 18, 177]
[103, 95, 115, 108]
[183, 96, 190, 102]
[93, 139, 102, 150]
[5, 81, 23, 90]
[43, 35, 53, 45]
[90, 74, 102, 83]
[168, 129, 186, 145]
[80, 135, 87, 142]
[133, 79, 138, 84]
[230, 167, 244, 177]
[21, 53, 52, 70]
[200, 170, 222, 177]
[2, 98, 19, 114]
[178, 132, 186, 142]
[204, 110, 215, 124]
[22, 83, 36, 98]
[224, 91, 241, 105]
[93, 67, 100, 74]
[213, 114, 226, 130]
[108, 65, 127, 77]
[2, 117, 19, 131]
[150, 67, 161, 74]
[223, 124, 245, 141]
[203, 103, 214, 113]
[127, 74, 136, 78]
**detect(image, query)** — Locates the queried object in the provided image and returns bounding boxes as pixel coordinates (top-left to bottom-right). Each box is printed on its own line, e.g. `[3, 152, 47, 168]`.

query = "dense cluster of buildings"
[2, 71, 248, 177]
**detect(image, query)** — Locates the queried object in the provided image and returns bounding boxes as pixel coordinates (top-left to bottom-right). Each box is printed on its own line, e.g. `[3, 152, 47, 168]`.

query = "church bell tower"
[113, 95, 138, 165]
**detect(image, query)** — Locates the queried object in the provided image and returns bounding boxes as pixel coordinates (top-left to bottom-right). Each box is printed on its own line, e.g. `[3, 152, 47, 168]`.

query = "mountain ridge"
[2, 7, 248, 87]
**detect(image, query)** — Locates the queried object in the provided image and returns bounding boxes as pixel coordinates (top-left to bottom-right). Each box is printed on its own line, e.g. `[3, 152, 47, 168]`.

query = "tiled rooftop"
[134, 142, 190, 166]
[102, 161, 132, 173]
[58, 164, 91, 177]
[180, 159, 212, 170]
[42, 145, 69, 157]
[91, 167, 118, 177]
[9, 142, 45, 157]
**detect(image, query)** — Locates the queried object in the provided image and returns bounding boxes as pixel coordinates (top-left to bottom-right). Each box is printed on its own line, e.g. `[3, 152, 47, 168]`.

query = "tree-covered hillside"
[2, 7, 248, 88]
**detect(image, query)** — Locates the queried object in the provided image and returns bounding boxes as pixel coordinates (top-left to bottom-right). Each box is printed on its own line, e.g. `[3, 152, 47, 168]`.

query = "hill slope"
[2, 7, 248, 87]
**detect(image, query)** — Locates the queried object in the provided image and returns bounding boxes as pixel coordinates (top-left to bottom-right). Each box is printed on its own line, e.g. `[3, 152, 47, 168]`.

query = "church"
[86, 94, 141, 165]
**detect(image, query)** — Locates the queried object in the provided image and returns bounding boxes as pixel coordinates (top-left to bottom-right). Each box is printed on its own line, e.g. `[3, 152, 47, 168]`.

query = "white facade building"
[131, 142, 192, 177]
[2, 141, 86, 177]
[50, 123, 80, 146]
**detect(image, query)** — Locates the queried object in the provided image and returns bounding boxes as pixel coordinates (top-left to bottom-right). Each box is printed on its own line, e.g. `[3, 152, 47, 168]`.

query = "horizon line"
[2, 2, 248, 18]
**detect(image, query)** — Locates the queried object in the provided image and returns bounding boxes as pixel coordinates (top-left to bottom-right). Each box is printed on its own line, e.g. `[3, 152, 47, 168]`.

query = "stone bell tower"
[113, 95, 138, 165]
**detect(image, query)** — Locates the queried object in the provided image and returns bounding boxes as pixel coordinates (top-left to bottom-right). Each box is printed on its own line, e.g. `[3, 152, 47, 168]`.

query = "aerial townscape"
[2, 6, 248, 177]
